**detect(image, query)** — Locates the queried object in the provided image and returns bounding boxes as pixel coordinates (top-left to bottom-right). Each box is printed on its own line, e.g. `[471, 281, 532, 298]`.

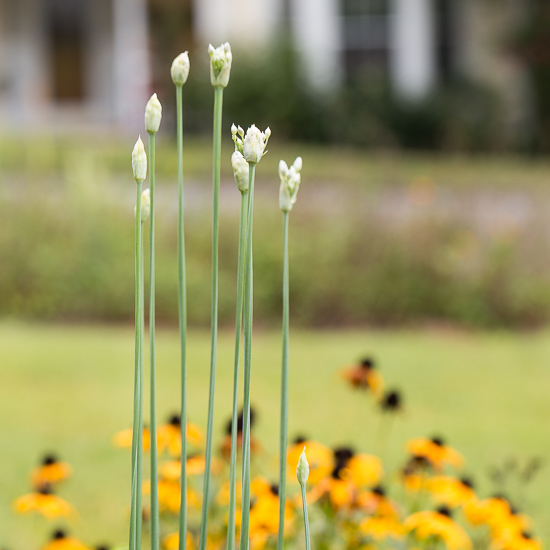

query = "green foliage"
[2, 148, 550, 329]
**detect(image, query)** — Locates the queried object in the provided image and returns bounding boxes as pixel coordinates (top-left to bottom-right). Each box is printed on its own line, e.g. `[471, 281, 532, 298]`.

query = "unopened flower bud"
[231, 124, 238, 136]
[140, 188, 151, 222]
[296, 447, 309, 486]
[243, 124, 271, 164]
[231, 150, 249, 193]
[279, 156, 302, 212]
[132, 136, 147, 184]
[208, 42, 232, 88]
[145, 93, 162, 134]
[171, 52, 190, 86]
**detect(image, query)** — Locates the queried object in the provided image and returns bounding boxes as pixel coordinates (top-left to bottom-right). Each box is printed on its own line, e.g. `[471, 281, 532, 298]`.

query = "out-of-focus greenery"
[2, 323, 549, 547]
[179, 43, 506, 152]
[2, 137, 550, 328]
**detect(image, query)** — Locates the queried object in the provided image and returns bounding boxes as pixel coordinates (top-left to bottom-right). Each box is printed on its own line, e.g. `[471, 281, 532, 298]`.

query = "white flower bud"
[231, 123, 238, 136]
[243, 124, 271, 164]
[140, 188, 151, 222]
[208, 42, 232, 88]
[171, 52, 190, 86]
[279, 156, 302, 212]
[265, 127, 271, 139]
[132, 136, 147, 184]
[237, 126, 244, 138]
[145, 93, 162, 134]
[296, 447, 309, 486]
[231, 150, 249, 193]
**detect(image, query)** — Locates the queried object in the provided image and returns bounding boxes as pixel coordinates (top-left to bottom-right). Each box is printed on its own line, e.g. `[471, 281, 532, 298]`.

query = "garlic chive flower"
[231, 150, 249, 193]
[208, 43, 232, 88]
[279, 156, 302, 212]
[139, 188, 151, 222]
[145, 93, 162, 134]
[296, 447, 310, 486]
[171, 52, 190, 86]
[132, 136, 147, 184]
[233, 124, 270, 164]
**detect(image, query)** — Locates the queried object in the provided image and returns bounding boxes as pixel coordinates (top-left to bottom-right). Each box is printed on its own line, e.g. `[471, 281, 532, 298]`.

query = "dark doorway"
[46, 0, 87, 101]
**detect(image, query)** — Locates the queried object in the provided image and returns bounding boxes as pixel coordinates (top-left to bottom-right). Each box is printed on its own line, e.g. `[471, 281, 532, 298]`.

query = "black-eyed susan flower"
[404, 507, 472, 550]
[112, 426, 151, 451]
[14, 485, 73, 519]
[356, 486, 400, 520]
[143, 479, 201, 514]
[406, 437, 464, 470]
[287, 436, 332, 484]
[157, 414, 204, 457]
[220, 407, 261, 460]
[401, 455, 432, 492]
[245, 478, 295, 549]
[358, 516, 405, 541]
[380, 390, 403, 412]
[304, 463, 357, 510]
[158, 454, 222, 481]
[340, 358, 384, 397]
[31, 455, 72, 488]
[163, 532, 195, 550]
[42, 531, 88, 550]
[427, 476, 476, 508]
[490, 531, 542, 550]
[464, 495, 512, 528]
[333, 447, 383, 488]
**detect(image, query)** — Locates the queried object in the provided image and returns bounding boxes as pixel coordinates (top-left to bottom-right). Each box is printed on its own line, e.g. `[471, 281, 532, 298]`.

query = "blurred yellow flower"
[31, 455, 72, 488]
[14, 486, 73, 519]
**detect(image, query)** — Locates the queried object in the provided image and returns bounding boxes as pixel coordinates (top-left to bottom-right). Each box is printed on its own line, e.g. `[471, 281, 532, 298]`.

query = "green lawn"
[1, 322, 549, 548]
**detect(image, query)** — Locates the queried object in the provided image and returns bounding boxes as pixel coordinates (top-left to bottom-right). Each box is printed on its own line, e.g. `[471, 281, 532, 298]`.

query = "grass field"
[1, 322, 549, 548]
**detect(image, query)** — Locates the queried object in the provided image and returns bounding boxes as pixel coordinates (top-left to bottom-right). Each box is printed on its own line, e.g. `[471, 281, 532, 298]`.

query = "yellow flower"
[143, 479, 201, 514]
[158, 455, 222, 480]
[355, 487, 400, 520]
[287, 437, 333, 484]
[220, 407, 261, 460]
[359, 516, 405, 541]
[31, 455, 72, 488]
[427, 476, 476, 508]
[14, 485, 73, 519]
[490, 531, 542, 550]
[42, 531, 88, 550]
[405, 508, 472, 550]
[464, 495, 512, 528]
[340, 358, 384, 397]
[406, 437, 464, 470]
[112, 426, 151, 451]
[163, 532, 195, 550]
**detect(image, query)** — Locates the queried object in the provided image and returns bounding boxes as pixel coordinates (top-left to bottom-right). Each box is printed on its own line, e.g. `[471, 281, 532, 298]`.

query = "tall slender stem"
[129, 181, 143, 550]
[240, 164, 256, 550]
[148, 131, 159, 550]
[199, 85, 224, 550]
[277, 211, 290, 550]
[300, 483, 311, 550]
[226, 191, 249, 550]
[175, 84, 189, 550]
[137, 237, 144, 550]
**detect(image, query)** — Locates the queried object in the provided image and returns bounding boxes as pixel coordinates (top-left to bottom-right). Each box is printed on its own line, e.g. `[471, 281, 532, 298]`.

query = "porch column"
[390, 0, 436, 100]
[112, 0, 150, 130]
[290, 0, 343, 93]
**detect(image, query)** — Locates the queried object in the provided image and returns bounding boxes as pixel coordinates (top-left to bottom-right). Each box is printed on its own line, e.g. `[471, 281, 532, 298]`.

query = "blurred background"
[1, 0, 550, 327]
[2, 0, 550, 547]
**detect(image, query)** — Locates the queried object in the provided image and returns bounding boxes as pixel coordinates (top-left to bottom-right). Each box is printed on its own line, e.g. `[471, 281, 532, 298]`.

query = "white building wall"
[390, 0, 437, 101]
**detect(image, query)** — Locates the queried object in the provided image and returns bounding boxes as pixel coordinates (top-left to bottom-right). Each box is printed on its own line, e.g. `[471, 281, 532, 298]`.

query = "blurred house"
[0, 0, 529, 134]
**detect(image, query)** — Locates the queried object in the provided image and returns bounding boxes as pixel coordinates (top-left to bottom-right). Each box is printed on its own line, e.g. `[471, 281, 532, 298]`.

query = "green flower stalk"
[171, 51, 190, 550]
[233, 124, 270, 550]
[199, 43, 232, 550]
[277, 157, 302, 550]
[146, 92, 162, 550]
[225, 146, 250, 550]
[297, 448, 311, 550]
[130, 136, 147, 550]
